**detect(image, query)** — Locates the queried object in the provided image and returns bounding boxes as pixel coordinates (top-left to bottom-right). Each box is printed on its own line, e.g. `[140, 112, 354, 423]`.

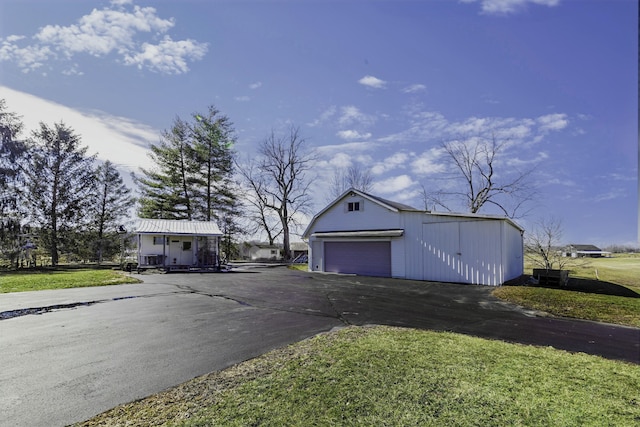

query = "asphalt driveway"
[1, 266, 638, 426]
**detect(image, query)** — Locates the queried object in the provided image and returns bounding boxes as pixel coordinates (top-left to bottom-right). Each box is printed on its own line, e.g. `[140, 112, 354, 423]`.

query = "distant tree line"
[604, 244, 640, 254]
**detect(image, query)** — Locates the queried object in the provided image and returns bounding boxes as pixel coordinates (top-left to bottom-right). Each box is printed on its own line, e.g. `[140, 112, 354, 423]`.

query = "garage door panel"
[324, 241, 391, 277]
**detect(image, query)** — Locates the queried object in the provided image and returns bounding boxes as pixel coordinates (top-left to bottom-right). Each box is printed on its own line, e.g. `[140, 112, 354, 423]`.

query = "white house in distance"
[302, 189, 524, 286]
[240, 243, 283, 261]
[134, 219, 222, 272]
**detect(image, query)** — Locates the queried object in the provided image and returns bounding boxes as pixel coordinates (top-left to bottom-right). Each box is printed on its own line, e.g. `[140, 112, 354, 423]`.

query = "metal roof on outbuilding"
[134, 219, 222, 236]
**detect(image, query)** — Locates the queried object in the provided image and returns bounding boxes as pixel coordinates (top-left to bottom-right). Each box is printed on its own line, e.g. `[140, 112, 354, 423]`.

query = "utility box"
[533, 269, 569, 287]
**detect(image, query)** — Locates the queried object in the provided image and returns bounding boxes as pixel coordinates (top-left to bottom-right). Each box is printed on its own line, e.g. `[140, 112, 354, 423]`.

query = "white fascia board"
[310, 229, 404, 238]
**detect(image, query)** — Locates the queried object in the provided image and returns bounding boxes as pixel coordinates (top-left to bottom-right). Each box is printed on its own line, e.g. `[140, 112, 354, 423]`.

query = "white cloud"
[123, 36, 207, 74]
[327, 153, 353, 169]
[411, 148, 446, 175]
[402, 84, 426, 94]
[234, 96, 251, 102]
[591, 189, 627, 203]
[505, 151, 549, 167]
[0, 0, 207, 75]
[0, 85, 157, 174]
[603, 172, 636, 182]
[371, 174, 416, 195]
[61, 64, 84, 76]
[336, 130, 372, 141]
[307, 105, 337, 127]
[378, 110, 450, 144]
[338, 105, 376, 127]
[461, 0, 561, 15]
[315, 141, 374, 155]
[537, 113, 568, 132]
[371, 152, 410, 175]
[383, 108, 567, 148]
[546, 177, 576, 187]
[358, 75, 386, 89]
[249, 82, 262, 90]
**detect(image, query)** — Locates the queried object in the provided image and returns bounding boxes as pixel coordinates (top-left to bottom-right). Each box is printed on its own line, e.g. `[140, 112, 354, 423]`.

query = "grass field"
[566, 254, 640, 292]
[78, 326, 640, 427]
[524, 253, 640, 292]
[0, 268, 141, 293]
[492, 254, 640, 327]
[493, 286, 640, 328]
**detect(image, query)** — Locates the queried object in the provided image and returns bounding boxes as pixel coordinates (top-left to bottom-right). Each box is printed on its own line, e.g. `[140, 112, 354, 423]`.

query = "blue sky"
[0, 0, 637, 246]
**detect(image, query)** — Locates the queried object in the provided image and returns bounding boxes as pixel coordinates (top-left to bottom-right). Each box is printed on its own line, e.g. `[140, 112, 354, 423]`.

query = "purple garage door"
[324, 241, 391, 277]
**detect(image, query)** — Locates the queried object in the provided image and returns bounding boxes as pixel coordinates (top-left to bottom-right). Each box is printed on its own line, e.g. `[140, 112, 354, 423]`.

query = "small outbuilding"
[134, 219, 222, 272]
[302, 189, 524, 286]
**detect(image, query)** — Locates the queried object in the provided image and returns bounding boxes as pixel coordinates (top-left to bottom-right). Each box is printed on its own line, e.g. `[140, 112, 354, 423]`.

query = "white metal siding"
[503, 222, 524, 281]
[138, 234, 167, 266]
[390, 238, 405, 278]
[310, 199, 402, 233]
[310, 240, 322, 271]
[459, 221, 503, 286]
[421, 220, 505, 286]
[422, 222, 461, 283]
[324, 241, 391, 277]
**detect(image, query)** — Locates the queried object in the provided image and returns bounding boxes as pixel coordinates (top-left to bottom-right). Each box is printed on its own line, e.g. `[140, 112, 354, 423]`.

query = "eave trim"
[310, 229, 404, 238]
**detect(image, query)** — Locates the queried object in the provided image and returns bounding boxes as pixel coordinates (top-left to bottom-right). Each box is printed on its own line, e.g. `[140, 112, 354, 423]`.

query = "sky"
[0, 0, 637, 246]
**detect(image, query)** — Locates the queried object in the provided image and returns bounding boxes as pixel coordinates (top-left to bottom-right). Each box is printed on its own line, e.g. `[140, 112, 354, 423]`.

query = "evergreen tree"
[0, 99, 27, 267]
[190, 106, 237, 221]
[216, 181, 243, 261]
[24, 122, 96, 266]
[92, 160, 134, 263]
[135, 106, 238, 231]
[135, 117, 196, 219]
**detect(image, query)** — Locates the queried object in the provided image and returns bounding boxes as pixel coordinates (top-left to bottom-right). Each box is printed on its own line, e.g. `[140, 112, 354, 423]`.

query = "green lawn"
[493, 286, 640, 328]
[0, 268, 141, 293]
[567, 254, 640, 292]
[78, 326, 640, 427]
[494, 254, 640, 327]
[525, 254, 640, 292]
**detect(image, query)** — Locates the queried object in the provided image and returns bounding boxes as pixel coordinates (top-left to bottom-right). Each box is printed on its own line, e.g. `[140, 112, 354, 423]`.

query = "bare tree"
[419, 184, 451, 212]
[327, 164, 373, 201]
[439, 133, 535, 219]
[525, 217, 589, 272]
[239, 125, 315, 260]
[235, 159, 283, 245]
[525, 217, 566, 271]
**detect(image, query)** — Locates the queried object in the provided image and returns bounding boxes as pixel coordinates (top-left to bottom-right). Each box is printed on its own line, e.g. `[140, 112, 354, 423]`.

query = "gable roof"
[363, 192, 419, 211]
[302, 188, 419, 238]
[321, 188, 420, 216]
[302, 188, 524, 239]
[567, 244, 602, 252]
[134, 219, 222, 236]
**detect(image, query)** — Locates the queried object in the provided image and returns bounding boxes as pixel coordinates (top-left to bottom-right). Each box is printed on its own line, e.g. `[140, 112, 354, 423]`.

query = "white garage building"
[302, 189, 524, 286]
